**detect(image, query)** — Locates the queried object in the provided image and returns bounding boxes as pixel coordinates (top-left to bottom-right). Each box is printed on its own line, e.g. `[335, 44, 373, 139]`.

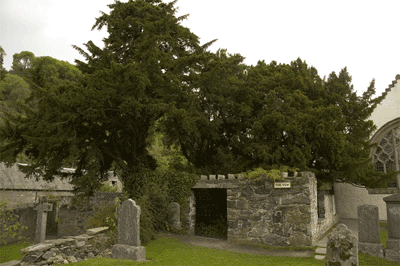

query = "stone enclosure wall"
[187, 172, 337, 246]
[57, 192, 124, 237]
[0, 192, 124, 245]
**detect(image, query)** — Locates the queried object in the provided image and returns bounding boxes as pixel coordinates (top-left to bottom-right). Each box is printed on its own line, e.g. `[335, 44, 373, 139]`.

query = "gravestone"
[357, 204, 384, 257]
[383, 193, 400, 262]
[326, 223, 358, 266]
[168, 202, 181, 230]
[112, 199, 146, 261]
[34, 196, 53, 244]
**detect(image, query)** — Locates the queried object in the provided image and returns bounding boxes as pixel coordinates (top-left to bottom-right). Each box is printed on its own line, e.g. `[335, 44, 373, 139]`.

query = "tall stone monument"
[112, 199, 146, 261]
[383, 193, 400, 262]
[34, 196, 53, 244]
[168, 202, 181, 230]
[357, 204, 384, 257]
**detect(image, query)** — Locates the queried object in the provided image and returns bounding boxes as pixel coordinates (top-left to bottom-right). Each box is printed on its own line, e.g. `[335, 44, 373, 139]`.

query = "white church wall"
[370, 75, 400, 132]
[334, 182, 390, 221]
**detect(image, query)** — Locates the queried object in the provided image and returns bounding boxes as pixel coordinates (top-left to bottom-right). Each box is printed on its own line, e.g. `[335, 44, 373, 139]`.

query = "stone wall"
[315, 193, 339, 242]
[57, 192, 124, 237]
[0, 192, 124, 245]
[334, 182, 395, 220]
[15, 227, 113, 265]
[188, 172, 332, 247]
[0, 190, 74, 210]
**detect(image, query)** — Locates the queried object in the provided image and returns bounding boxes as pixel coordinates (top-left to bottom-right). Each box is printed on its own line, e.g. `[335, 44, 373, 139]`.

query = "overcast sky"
[1, 0, 399, 96]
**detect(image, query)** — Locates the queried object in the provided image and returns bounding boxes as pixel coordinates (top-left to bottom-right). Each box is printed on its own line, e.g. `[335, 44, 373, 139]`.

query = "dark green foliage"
[166, 56, 392, 188]
[0, 0, 211, 196]
[164, 49, 250, 174]
[124, 169, 198, 244]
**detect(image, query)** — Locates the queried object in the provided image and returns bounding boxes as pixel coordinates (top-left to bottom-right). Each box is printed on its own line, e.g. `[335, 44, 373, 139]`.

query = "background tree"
[9, 51, 35, 78]
[0, 46, 7, 80]
[0, 74, 30, 119]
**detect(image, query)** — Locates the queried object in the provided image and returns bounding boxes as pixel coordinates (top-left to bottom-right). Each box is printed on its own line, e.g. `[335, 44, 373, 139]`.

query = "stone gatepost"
[112, 199, 146, 261]
[383, 193, 400, 262]
[326, 224, 358, 266]
[357, 204, 384, 257]
[34, 196, 53, 244]
[168, 202, 181, 230]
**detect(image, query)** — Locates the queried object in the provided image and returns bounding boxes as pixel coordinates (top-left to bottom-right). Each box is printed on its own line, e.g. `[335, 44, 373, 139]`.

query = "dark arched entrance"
[194, 188, 227, 239]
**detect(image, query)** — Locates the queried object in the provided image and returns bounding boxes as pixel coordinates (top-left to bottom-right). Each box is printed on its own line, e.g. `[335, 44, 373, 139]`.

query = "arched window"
[370, 117, 400, 188]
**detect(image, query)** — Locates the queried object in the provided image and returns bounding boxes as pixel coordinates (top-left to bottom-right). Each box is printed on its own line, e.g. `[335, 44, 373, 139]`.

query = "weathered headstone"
[326, 223, 358, 266]
[383, 193, 400, 262]
[112, 199, 146, 261]
[168, 202, 181, 230]
[357, 204, 384, 257]
[34, 196, 53, 244]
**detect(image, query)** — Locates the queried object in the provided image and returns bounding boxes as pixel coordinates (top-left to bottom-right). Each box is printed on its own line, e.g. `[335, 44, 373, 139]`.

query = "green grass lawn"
[0, 241, 32, 263]
[58, 237, 400, 266]
[0, 223, 395, 266]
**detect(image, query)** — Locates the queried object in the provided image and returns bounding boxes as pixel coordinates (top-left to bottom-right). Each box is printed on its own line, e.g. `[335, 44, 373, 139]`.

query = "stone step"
[315, 247, 327, 254]
[314, 246, 326, 260]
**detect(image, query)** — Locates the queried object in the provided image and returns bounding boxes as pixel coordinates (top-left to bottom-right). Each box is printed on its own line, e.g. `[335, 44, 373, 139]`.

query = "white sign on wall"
[274, 182, 291, 188]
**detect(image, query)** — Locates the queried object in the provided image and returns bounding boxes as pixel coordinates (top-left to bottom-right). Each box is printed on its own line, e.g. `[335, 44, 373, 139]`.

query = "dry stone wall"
[189, 171, 329, 246]
[57, 192, 124, 237]
[15, 227, 113, 266]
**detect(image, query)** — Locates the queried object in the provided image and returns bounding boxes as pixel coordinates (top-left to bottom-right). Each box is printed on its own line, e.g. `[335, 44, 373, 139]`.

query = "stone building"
[334, 74, 400, 221]
[186, 172, 337, 246]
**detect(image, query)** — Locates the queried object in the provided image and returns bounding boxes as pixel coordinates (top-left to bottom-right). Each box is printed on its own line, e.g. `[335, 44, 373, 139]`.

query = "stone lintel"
[358, 242, 384, 258]
[112, 244, 146, 261]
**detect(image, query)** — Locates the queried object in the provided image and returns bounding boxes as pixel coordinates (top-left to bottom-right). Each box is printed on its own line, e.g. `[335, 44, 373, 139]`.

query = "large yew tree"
[0, 0, 210, 195]
[165, 56, 392, 188]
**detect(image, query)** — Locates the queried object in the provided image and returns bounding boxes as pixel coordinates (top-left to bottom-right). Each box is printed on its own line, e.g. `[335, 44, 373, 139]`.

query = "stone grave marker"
[357, 204, 384, 257]
[383, 193, 400, 262]
[112, 199, 146, 261]
[168, 202, 181, 230]
[326, 223, 358, 266]
[34, 196, 53, 244]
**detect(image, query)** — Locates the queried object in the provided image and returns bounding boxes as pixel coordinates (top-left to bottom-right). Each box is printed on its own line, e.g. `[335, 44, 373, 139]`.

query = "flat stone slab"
[112, 244, 146, 261]
[359, 242, 384, 258]
[315, 247, 326, 254]
[86, 226, 109, 235]
[0, 260, 21, 266]
[385, 248, 400, 262]
[45, 238, 75, 246]
[20, 243, 55, 254]
[314, 255, 325, 260]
